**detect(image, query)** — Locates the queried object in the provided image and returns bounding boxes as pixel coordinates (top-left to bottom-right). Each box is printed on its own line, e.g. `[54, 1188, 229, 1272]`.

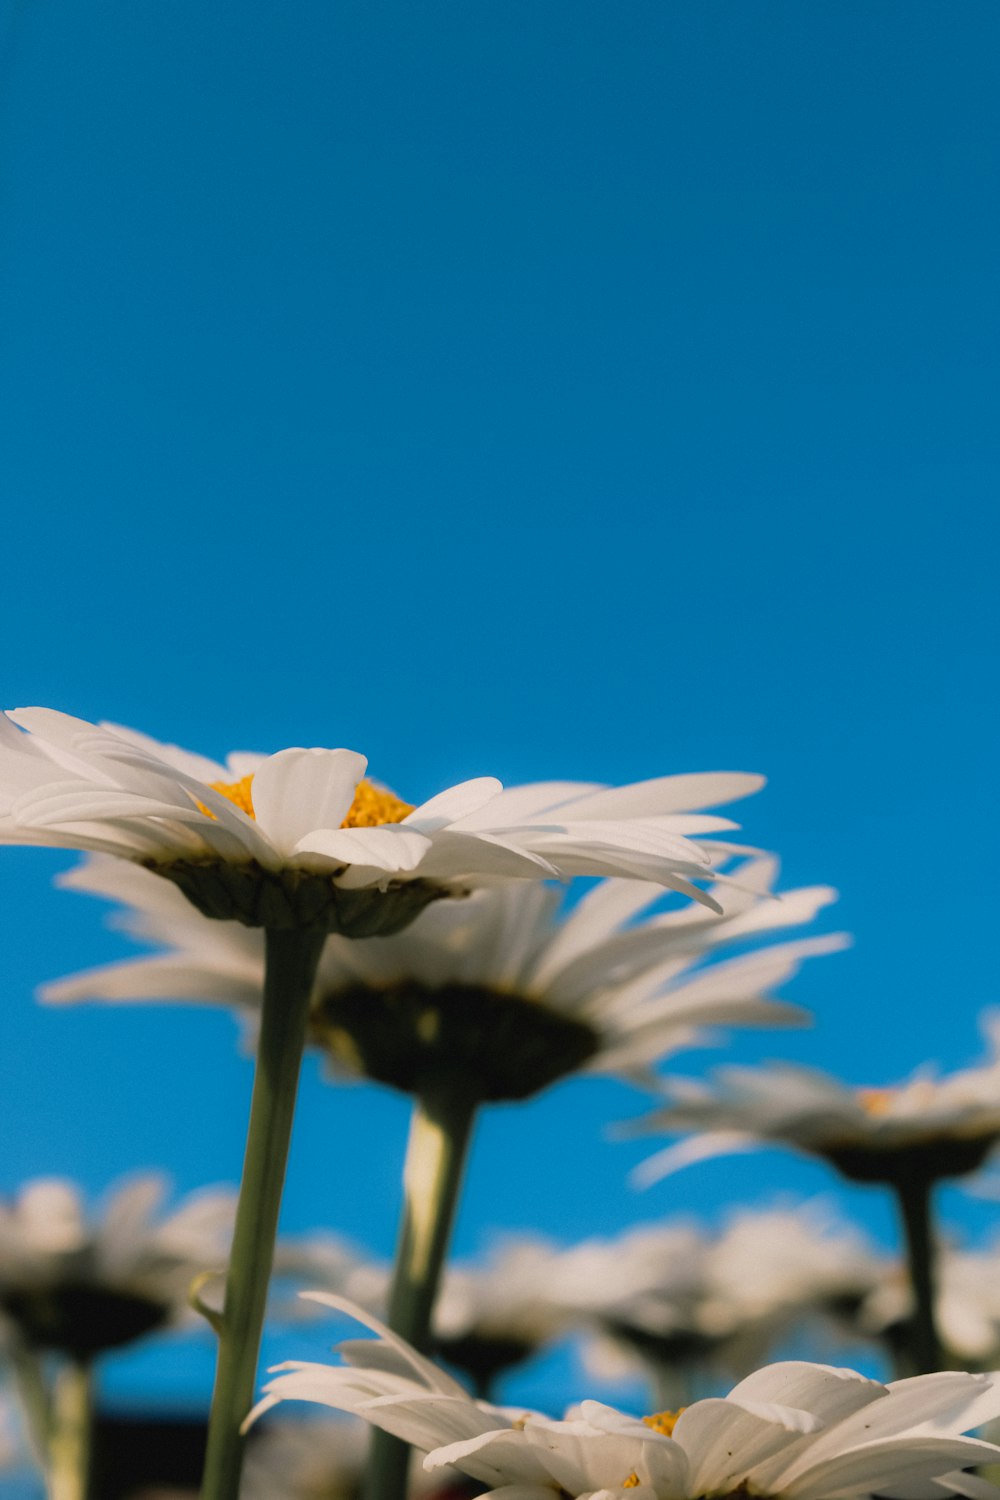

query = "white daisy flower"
[634, 1014, 1000, 1187]
[562, 1204, 881, 1398]
[251, 1296, 1000, 1500]
[702, 1204, 882, 1342]
[0, 1175, 234, 1358]
[430, 1238, 577, 1394]
[43, 855, 845, 1100]
[0, 709, 763, 934]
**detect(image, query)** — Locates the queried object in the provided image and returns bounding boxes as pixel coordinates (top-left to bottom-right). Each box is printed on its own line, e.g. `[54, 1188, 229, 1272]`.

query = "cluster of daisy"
[0, 708, 997, 1500]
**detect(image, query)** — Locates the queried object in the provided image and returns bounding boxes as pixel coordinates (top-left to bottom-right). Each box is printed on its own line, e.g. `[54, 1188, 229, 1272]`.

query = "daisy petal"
[250, 749, 368, 854]
[405, 778, 503, 832]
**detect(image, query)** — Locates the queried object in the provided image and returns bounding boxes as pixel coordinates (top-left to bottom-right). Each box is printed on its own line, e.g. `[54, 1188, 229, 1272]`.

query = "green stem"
[47, 1360, 92, 1500]
[365, 1087, 478, 1500]
[200, 927, 325, 1500]
[10, 1339, 51, 1468]
[892, 1174, 942, 1374]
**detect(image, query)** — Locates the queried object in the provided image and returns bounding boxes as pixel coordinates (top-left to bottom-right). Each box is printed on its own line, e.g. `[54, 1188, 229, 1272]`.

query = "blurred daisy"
[44, 854, 845, 1100]
[2, 707, 768, 1499]
[0, 709, 765, 933]
[265, 1233, 567, 1398]
[252, 1297, 1000, 1500]
[860, 1240, 1000, 1371]
[431, 1239, 575, 1396]
[42, 851, 844, 1500]
[634, 1020, 1000, 1376]
[634, 1014, 1000, 1188]
[565, 1204, 881, 1402]
[0, 1175, 234, 1359]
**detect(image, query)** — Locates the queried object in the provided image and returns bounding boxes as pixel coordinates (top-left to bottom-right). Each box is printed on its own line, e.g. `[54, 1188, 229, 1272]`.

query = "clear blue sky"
[0, 0, 998, 1429]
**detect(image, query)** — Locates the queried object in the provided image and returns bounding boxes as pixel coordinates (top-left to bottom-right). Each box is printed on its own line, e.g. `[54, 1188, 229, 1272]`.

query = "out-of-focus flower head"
[0, 1175, 234, 1358]
[45, 855, 846, 1102]
[566, 1203, 882, 1396]
[860, 1238, 1000, 1369]
[635, 1014, 1000, 1187]
[251, 1295, 1000, 1500]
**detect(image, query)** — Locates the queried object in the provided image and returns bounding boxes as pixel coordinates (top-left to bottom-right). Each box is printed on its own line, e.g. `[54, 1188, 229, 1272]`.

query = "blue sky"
[0, 0, 998, 1437]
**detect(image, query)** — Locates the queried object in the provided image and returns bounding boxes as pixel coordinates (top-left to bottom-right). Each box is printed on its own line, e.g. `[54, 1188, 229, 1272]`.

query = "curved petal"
[295, 825, 433, 875]
[251, 749, 367, 854]
[405, 778, 503, 833]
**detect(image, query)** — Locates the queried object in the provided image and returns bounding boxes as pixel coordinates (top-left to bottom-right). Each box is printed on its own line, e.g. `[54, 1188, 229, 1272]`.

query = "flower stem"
[10, 1339, 51, 1469]
[892, 1174, 943, 1374]
[200, 927, 325, 1500]
[48, 1360, 92, 1500]
[365, 1086, 478, 1500]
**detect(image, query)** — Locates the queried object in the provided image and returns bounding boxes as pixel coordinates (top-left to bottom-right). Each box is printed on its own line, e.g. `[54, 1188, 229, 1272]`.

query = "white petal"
[405, 778, 503, 832]
[17, 1180, 85, 1247]
[454, 782, 601, 830]
[551, 773, 765, 820]
[250, 749, 367, 855]
[530, 881, 663, 988]
[730, 1364, 886, 1426]
[40, 953, 262, 1008]
[299, 1292, 469, 1398]
[409, 831, 561, 881]
[428, 1429, 553, 1488]
[295, 826, 432, 875]
[673, 1399, 813, 1496]
[522, 1421, 653, 1496]
[785, 1437, 1000, 1500]
[631, 1132, 764, 1188]
[471, 1488, 558, 1500]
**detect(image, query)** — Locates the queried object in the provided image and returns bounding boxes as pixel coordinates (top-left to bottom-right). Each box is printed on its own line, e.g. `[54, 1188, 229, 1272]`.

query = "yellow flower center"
[858, 1087, 895, 1116]
[340, 779, 415, 828]
[204, 775, 414, 828]
[209, 774, 256, 817]
[642, 1408, 685, 1436]
[623, 1474, 641, 1489]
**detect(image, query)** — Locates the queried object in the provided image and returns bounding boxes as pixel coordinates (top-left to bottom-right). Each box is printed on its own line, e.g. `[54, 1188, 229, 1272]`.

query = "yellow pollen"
[623, 1474, 641, 1489]
[858, 1087, 895, 1116]
[209, 774, 256, 818]
[340, 780, 414, 828]
[200, 775, 413, 828]
[642, 1408, 685, 1437]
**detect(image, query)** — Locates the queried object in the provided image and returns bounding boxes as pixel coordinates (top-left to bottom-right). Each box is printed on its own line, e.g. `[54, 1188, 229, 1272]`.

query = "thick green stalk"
[48, 1360, 92, 1500]
[365, 1087, 478, 1500]
[200, 927, 325, 1500]
[893, 1174, 943, 1374]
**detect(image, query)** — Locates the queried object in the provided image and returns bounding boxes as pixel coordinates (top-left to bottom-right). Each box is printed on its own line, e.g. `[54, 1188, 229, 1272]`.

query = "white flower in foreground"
[635, 1014, 1000, 1187]
[44, 855, 845, 1100]
[0, 709, 764, 934]
[0, 1175, 234, 1357]
[252, 1296, 1000, 1500]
